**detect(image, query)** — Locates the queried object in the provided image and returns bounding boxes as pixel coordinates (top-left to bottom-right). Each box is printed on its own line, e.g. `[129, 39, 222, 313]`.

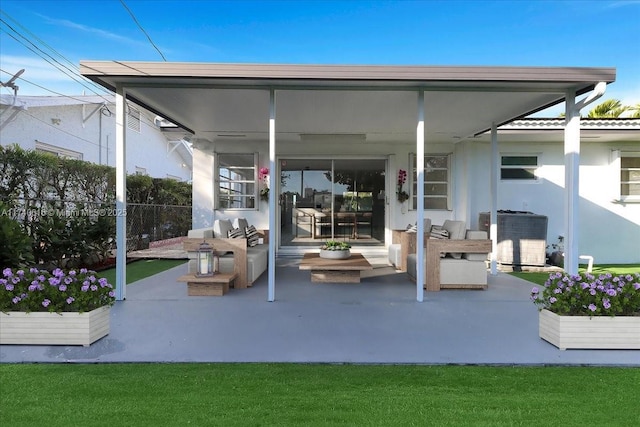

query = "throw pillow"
[245, 225, 260, 247]
[228, 227, 244, 239]
[429, 226, 448, 258]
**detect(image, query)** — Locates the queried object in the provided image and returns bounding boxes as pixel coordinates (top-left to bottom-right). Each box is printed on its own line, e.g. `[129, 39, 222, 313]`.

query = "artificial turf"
[97, 258, 186, 286]
[1, 363, 638, 426]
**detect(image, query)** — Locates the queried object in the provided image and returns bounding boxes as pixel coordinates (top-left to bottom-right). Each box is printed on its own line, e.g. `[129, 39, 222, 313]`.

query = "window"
[410, 154, 451, 210]
[217, 153, 257, 209]
[501, 155, 538, 180]
[35, 141, 83, 160]
[621, 154, 640, 200]
[127, 106, 141, 133]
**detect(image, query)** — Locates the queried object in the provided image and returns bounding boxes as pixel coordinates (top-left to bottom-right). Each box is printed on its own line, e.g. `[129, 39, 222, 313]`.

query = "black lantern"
[196, 241, 215, 277]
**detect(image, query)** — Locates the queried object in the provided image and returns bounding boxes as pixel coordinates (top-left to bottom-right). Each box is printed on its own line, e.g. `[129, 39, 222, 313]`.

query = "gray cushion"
[213, 219, 233, 239]
[442, 220, 466, 259]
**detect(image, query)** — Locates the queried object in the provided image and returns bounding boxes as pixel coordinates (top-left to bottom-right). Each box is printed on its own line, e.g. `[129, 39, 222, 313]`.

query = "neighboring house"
[0, 94, 192, 181]
[78, 61, 639, 301]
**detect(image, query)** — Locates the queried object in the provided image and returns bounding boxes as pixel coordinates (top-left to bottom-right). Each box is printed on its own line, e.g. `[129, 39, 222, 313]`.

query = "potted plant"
[259, 167, 270, 201]
[396, 169, 409, 204]
[530, 271, 640, 350]
[0, 267, 116, 346]
[319, 240, 352, 259]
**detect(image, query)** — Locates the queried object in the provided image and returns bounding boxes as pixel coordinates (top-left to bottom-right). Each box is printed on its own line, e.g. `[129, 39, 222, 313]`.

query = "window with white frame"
[620, 153, 640, 200]
[217, 153, 257, 209]
[410, 154, 451, 210]
[501, 155, 539, 180]
[127, 106, 141, 133]
[35, 141, 83, 160]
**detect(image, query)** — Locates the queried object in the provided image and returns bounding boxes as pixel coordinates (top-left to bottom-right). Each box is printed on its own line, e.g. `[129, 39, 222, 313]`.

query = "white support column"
[115, 84, 127, 300]
[564, 91, 580, 276]
[416, 91, 425, 302]
[268, 89, 276, 302]
[490, 123, 498, 275]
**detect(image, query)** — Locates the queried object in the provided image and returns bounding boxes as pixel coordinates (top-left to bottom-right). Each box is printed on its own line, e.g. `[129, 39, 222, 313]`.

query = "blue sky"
[1, 0, 639, 115]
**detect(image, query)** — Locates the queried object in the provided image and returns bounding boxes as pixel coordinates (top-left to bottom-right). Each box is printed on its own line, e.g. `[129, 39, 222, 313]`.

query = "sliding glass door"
[280, 158, 385, 247]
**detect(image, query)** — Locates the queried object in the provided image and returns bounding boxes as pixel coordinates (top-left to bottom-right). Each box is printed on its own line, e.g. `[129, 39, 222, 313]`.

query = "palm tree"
[586, 99, 628, 118]
[628, 103, 640, 118]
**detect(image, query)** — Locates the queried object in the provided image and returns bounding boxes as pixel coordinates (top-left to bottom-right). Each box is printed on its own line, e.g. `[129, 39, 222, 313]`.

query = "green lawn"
[1, 364, 638, 426]
[511, 264, 640, 286]
[97, 259, 186, 285]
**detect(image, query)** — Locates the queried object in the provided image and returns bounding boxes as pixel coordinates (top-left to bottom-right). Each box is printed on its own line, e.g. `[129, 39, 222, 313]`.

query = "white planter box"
[539, 309, 640, 350]
[0, 306, 110, 347]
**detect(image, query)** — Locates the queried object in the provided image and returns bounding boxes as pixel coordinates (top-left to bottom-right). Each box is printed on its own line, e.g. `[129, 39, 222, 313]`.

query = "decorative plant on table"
[396, 169, 409, 203]
[530, 271, 640, 317]
[320, 240, 352, 251]
[259, 167, 270, 201]
[1, 267, 116, 313]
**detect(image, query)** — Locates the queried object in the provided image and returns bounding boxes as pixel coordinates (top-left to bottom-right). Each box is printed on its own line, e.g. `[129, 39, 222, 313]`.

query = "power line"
[0, 11, 109, 96]
[119, 0, 167, 61]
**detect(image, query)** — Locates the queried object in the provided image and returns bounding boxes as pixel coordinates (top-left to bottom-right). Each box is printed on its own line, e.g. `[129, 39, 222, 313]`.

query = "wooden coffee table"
[177, 273, 238, 296]
[298, 252, 373, 283]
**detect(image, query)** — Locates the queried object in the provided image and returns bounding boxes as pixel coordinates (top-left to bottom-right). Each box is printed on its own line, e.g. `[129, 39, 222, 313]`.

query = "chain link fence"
[4, 198, 192, 253]
[126, 203, 192, 251]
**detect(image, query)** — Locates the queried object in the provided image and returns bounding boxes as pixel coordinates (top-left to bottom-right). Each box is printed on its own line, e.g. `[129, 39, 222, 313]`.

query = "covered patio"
[1, 259, 637, 365]
[79, 62, 617, 303]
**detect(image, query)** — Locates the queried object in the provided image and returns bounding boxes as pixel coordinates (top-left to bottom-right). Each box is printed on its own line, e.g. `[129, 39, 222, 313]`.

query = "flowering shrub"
[259, 167, 269, 201]
[531, 272, 640, 316]
[397, 169, 409, 203]
[1, 267, 115, 313]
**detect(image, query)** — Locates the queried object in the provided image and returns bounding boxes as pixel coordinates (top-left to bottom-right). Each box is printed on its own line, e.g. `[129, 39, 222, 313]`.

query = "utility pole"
[1, 69, 25, 96]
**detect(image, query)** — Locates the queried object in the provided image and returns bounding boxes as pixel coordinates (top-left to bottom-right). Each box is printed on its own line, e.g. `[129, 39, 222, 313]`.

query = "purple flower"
[11, 277, 19, 284]
[553, 288, 562, 294]
[29, 267, 39, 273]
[588, 304, 597, 312]
[69, 270, 76, 276]
[16, 269, 24, 276]
[28, 284, 38, 292]
[81, 284, 89, 292]
[64, 277, 73, 285]
[549, 297, 557, 303]
[98, 278, 108, 287]
[2, 268, 13, 277]
[5, 283, 14, 291]
[108, 291, 115, 298]
[80, 268, 88, 274]
[37, 275, 45, 282]
[12, 296, 20, 304]
[90, 284, 98, 291]
[52, 268, 64, 277]
[66, 297, 75, 304]
[634, 283, 640, 290]
[42, 299, 51, 307]
[606, 289, 617, 297]
[59, 284, 67, 292]
[48, 277, 60, 286]
[590, 289, 596, 296]
[603, 299, 611, 309]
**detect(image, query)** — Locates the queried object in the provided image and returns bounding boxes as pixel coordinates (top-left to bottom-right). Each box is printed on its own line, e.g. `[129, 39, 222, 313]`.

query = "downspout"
[563, 82, 606, 276]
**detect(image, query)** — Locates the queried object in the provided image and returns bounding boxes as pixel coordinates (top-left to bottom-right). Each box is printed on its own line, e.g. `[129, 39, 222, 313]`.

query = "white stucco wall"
[192, 134, 639, 264]
[465, 139, 640, 264]
[0, 100, 191, 181]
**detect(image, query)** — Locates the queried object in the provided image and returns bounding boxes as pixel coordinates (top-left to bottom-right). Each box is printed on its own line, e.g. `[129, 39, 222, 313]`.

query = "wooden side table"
[177, 273, 238, 296]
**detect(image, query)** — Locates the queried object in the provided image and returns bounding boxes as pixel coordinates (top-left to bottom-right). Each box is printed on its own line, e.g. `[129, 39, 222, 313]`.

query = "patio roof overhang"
[79, 61, 617, 302]
[79, 62, 616, 145]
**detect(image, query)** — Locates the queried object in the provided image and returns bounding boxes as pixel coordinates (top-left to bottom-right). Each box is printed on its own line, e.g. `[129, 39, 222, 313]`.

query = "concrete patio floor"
[2, 255, 639, 366]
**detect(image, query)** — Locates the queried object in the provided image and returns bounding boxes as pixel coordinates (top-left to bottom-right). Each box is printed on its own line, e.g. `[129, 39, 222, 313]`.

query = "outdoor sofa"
[185, 218, 268, 288]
